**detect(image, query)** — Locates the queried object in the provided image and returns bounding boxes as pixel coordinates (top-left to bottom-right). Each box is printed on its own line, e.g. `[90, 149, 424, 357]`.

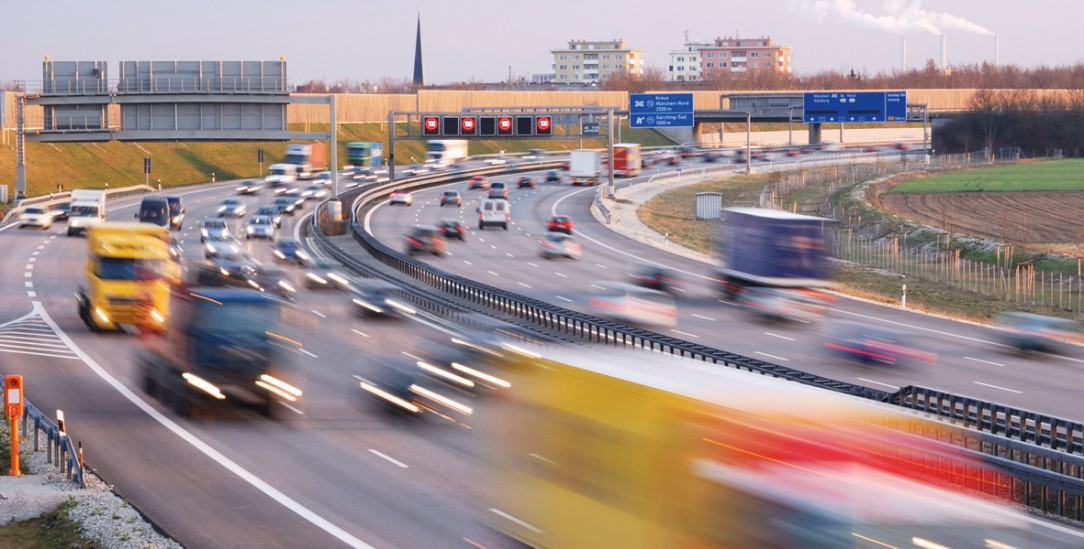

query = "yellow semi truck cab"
[77, 222, 175, 333]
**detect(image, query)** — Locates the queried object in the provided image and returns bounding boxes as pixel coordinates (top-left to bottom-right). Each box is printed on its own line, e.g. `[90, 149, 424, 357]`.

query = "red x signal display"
[423, 116, 440, 136]
[420, 114, 557, 137]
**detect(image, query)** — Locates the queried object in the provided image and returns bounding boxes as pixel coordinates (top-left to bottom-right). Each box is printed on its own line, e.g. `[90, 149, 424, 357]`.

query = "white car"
[245, 215, 277, 240]
[301, 185, 329, 201]
[389, 191, 413, 206]
[312, 171, 332, 187]
[217, 198, 246, 218]
[19, 206, 58, 229]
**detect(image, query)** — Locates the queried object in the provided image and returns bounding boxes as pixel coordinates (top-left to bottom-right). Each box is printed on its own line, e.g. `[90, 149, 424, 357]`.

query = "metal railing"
[18, 400, 84, 487]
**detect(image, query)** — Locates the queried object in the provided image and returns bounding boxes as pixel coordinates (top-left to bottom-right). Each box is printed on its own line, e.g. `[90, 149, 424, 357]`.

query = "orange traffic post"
[5, 375, 24, 477]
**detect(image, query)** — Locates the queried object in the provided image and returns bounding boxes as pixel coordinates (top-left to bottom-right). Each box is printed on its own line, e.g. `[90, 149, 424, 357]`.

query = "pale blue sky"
[2, 1, 1078, 85]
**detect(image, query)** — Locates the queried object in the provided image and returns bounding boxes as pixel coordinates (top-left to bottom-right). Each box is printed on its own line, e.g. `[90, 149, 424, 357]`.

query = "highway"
[365, 157, 1084, 421]
[3, 152, 1084, 548]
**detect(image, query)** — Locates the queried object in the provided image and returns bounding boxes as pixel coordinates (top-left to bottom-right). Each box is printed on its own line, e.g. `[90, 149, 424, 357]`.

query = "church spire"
[412, 14, 425, 86]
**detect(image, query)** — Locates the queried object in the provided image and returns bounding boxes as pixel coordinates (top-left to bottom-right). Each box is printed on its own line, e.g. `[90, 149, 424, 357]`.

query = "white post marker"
[901, 283, 907, 308]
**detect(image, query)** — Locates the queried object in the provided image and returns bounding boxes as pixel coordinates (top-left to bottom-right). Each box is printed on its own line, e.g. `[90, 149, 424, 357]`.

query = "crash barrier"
[1, 184, 155, 228]
[310, 157, 1084, 525]
[593, 186, 611, 224]
[16, 399, 84, 488]
[892, 385, 1084, 455]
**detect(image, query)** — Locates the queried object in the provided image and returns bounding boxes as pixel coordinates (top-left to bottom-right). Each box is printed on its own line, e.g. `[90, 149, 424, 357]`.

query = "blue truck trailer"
[716, 208, 836, 318]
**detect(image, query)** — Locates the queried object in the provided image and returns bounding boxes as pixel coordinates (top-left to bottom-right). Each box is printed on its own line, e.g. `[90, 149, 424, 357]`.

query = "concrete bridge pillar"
[808, 123, 822, 145]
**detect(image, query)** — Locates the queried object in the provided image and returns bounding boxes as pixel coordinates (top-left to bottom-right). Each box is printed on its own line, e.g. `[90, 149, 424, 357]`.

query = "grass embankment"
[0, 498, 100, 549]
[0, 122, 673, 202]
[889, 159, 1084, 192]
[638, 169, 1068, 323]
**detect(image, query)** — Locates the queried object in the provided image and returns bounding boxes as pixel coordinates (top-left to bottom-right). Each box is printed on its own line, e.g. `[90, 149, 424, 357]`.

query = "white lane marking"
[965, 356, 1005, 367]
[590, 284, 606, 290]
[527, 262, 538, 267]
[765, 332, 795, 341]
[24, 282, 33, 288]
[490, 245, 497, 249]
[27, 291, 36, 297]
[281, 403, 305, 415]
[33, 301, 375, 549]
[692, 314, 715, 321]
[671, 329, 699, 339]
[518, 282, 532, 288]
[26, 264, 34, 270]
[489, 509, 543, 535]
[28, 257, 36, 263]
[555, 296, 573, 302]
[857, 377, 900, 390]
[974, 381, 1022, 394]
[505, 253, 515, 258]
[49, 235, 57, 240]
[32, 251, 39, 256]
[555, 272, 568, 278]
[351, 329, 370, 338]
[462, 260, 473, 266]
[487, 270, 499, 276]
[672, 287, 687, 293]
[754, 351, 788, 362]
[594, 263, 608, 269]
[311, 310, 327, 319]
[369, 449, 409, 469]
[24, 272, 31, 278]
[36, 245, 45, 250]
[299, 348, 318, 358]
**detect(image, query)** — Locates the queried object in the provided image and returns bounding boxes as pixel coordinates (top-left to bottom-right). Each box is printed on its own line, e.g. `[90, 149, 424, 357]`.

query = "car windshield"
[223, 199, 240, 206]
[251, 216, 272, 225]
[97, 257, 162, 281]
[25, 207, 45, 214]
[192, 300, 275, 335]
[206, 233, 232, 242]
[139, 206, 168, 224]
[70, 205, 99, 216]
[204, 220, 226, 228]
[257, 208, 276, 216]
[277, 241, 300, 251]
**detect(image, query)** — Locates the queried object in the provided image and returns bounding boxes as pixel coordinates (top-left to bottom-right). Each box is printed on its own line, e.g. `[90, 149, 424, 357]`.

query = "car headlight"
[274, 250, 286, 259]
[200, 229, 209, 237]
[247, 226, 255, 234]
[205, 244, 215, 253]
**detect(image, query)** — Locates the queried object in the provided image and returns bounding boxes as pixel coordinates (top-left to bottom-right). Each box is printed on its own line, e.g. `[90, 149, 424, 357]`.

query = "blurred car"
[516, 176, 535, 189]
[245, 215, 276, 240]
[203, 234, 247, 260]
[538, 233, 582, 260]
[217, 198, 247, 218]
[254, 206, 283, 228]
[272, 196, 298, 216]
[273, 239, 310, 265]
[627, 264, 682, 293]
[545, 170, 562, 183]
[235, 180, 261, 195]
[199, 219, 231, 243]
[19, 206, 59, 229]
[588, 281, 677, 328]
[405, 226, 447, 256]
[438, 219, 468, 241]
[349, 279, 414, 319]
[559, 161, 570, 170]
[281, 189, 305, 209]
[168, 237, 184, 262]
[439, 190, 462, 207]
[488, 182, 509, 199]
[52, 202, 71, 220]
[467, 175, 490, 190]
[303, 258, 351, 289]
[193, 256, 260, 287]
[246, 265, 297, 300]
[737, 287, 828, 323]
[894, 142, 912, 150]
[312, 171, 332, 187]
[389, 191, 413, 206]
[996, 312, 1078, 354]
[862, 146, 879, 153]
[676, 145, 700, 159]
[301, 184, 329, 201]
[357, 357, 426, 415]
[546, 215, 574, 234]
[823, 321, 936, 366]
[703, 151, 726, 163]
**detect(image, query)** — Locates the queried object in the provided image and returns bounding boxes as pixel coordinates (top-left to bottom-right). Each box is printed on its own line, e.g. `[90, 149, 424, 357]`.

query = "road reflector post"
[5, 375, 24, 476]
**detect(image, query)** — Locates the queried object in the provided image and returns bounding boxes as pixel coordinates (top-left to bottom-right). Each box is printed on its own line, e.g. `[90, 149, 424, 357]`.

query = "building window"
[573, 65, 580, 70]
[719, 52, 727, 58]
[617, 54, 624, 59]
[707, 63, 714, 68]
[676, 66, 683, 71]
[750, 52, 758, 58]
[559, 65, 567, 70]
[560, 55, 566, 60]
[560, 74, 567, 80]
[706, 52, 714, 58]
[616, 64, 624, 70]
[603, 54, 610, 60]
[720, 62, 727, 68]
[764, 62, 772, 68]
[677, 56, 684, 62]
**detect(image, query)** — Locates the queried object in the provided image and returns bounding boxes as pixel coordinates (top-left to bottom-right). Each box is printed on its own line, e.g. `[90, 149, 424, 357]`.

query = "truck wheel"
[257, 397, 276, 419]
[141, 371, 157, 397]
[67, 228, 75, 237]
[478, 223, 485, 230]
[502, 223, 508, 231]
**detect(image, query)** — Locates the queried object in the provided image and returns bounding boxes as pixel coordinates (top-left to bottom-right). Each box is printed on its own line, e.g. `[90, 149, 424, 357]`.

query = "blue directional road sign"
[630, 93, 694, 128]
[803, 91, 907, 123]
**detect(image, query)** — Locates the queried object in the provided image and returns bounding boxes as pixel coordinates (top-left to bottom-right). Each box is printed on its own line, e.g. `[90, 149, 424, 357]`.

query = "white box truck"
[569, 150, 602, 186]
[67, 189, 106, 236]
[425, 140, 469, 168]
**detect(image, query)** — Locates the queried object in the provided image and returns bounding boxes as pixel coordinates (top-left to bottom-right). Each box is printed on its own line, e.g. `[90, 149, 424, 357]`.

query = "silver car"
[245, 215, 277, 240]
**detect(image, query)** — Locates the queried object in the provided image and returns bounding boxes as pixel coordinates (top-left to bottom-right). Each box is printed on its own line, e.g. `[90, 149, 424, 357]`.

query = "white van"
[477, 199, 510, 230]
[265, 163, 298, 189]
[588, 281, 678, 328]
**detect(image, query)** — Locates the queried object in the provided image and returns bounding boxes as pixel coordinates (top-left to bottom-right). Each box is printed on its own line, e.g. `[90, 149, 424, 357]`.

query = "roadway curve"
[366, 159, 1084, 422]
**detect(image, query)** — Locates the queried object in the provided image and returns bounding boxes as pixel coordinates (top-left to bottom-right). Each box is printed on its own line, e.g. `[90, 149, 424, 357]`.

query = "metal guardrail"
[309, 157, 1084, 525]
[2, 185, 157, 228]
[18, 400, 84, 487]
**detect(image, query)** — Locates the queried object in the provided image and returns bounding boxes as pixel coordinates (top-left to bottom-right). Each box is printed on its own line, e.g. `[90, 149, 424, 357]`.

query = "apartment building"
[667, 41, 714, 82]
[550, 39, 644, 85]
[698, 36, 792, 78]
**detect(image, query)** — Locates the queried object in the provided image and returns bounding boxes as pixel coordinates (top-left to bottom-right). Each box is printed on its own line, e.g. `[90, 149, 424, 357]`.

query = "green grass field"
[889, 159, 1084, 193]
[0, 122, 673, 203]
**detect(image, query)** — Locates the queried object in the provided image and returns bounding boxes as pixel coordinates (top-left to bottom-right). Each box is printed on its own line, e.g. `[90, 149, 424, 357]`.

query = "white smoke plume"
[792, 0, 992, 35]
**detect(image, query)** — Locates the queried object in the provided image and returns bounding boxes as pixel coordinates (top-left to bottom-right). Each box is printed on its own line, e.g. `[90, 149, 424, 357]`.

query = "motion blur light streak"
[359, 382, 420, 413]
[851, 532, 899, 548]
[182, 372, 226, 399]
[451, 362, 510, 388]
[409, 385, 472, 415]
[416, 361, 475, 388]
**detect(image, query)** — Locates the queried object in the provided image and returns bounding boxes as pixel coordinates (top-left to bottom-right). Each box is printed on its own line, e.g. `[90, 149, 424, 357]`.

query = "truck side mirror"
[475, 208, 480, 213]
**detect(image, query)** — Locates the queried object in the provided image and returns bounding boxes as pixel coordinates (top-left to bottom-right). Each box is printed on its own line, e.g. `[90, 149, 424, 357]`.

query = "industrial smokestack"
[940, 35, 947, 73]
[994, 34, 999, 66]
[901, 36, 907, 71]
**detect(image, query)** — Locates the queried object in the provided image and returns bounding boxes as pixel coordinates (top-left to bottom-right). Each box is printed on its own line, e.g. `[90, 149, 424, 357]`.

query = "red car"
[547, 215, 574, 234]
[517, 176, 535, 189]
